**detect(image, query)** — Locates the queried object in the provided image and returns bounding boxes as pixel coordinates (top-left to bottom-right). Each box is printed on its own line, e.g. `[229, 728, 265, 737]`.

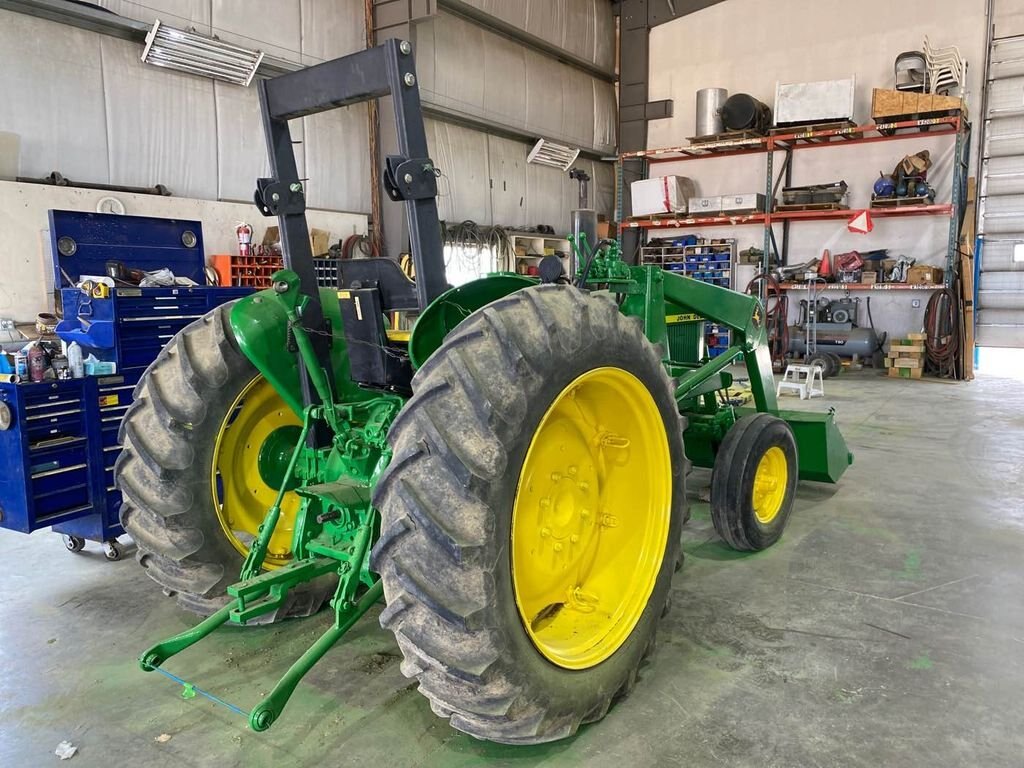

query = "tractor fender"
[229, 286, 371, 417]
[408, 274, 536, 368]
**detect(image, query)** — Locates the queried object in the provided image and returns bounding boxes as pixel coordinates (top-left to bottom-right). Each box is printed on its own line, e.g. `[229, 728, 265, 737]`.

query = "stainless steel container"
[695, 88, 727, 137]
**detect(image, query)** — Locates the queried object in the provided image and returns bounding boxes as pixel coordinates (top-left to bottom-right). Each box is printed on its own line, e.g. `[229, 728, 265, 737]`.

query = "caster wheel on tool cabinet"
[103, 540, 123, 561]
[63, 535, 86, 554]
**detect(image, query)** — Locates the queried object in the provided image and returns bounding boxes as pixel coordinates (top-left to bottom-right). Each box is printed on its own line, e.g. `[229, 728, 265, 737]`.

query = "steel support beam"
[616, 0, 726, 262]
[436, 0, 615, 82]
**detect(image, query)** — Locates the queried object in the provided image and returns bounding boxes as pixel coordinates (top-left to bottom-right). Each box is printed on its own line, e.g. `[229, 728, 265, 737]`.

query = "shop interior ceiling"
[0, 0, 616, 224]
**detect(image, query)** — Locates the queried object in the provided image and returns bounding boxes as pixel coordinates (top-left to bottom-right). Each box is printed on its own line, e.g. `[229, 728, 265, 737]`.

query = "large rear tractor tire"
[710, 413, 798, 551]
[371, 284, 687, 744]
[115, 303, 334, 620]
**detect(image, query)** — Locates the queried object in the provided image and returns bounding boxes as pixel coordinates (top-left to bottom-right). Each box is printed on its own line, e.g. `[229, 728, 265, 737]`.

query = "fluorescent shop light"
[527, 139, 581, 171]
[141, 20, 265, 87]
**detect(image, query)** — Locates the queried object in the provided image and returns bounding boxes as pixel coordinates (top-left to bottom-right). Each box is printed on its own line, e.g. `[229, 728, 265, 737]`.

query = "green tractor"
[116, 40, 852, 744]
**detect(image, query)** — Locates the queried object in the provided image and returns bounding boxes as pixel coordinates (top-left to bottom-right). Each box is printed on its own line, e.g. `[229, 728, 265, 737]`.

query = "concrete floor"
[3, 370, 1024, 767]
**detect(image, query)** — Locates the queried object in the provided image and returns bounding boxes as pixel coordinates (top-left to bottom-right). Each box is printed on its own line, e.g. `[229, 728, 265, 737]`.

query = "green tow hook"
[139, 603, 234, 672]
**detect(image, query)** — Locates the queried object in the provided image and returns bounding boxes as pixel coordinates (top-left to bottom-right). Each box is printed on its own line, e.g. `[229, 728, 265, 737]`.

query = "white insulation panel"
[0, 1, 613, 230]
[415, 11, 617, 156]
[0, 6, 368, 212]
[451, 0, 615, 72]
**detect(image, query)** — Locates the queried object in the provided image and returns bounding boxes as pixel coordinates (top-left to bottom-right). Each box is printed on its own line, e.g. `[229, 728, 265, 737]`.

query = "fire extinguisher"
[236, 222, 253, 259]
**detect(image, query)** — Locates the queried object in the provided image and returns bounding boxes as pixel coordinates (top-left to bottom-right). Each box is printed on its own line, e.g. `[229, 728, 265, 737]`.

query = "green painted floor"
[3, 370, 1024, 767]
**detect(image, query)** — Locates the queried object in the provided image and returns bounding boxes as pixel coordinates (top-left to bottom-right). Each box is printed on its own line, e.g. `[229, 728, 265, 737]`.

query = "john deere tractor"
[116, 40, 852, 744]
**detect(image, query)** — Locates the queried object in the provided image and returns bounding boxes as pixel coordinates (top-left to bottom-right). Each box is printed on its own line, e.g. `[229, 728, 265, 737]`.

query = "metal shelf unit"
[622, 115, 972, 288]
[642, 237, 736, 357]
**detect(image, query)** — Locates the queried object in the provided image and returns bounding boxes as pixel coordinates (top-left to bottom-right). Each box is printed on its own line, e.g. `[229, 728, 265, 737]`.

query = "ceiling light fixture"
[141, 20, 265, 87]
[527, 139, 581, 171]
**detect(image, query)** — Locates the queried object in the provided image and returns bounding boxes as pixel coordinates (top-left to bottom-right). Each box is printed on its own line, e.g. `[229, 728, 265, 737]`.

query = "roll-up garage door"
[979, 34, 1024, 348]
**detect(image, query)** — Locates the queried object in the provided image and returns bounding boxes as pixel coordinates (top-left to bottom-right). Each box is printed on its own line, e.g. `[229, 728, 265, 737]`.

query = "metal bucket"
[695, 88, 727, 137]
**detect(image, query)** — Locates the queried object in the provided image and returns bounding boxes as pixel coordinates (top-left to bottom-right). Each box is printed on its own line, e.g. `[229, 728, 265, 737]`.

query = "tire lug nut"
[551, 472, 561, 481]
[568, 465, 577, 477]
[570, 534, 579, 543]
[539, 497, 550, 508]
[540, 527, 550, 538]
[553, 543, 563, 552]
[578, 481, 589, 492]
[600, 514, 618, 528]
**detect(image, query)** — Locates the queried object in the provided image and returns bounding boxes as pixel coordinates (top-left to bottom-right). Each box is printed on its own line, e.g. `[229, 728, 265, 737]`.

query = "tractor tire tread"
[371, 284, 686, 744]
[116, 301, 333, 622]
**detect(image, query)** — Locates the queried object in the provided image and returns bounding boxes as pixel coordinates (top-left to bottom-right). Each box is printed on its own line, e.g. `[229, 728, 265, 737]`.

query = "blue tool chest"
[0, 210, 250, 557]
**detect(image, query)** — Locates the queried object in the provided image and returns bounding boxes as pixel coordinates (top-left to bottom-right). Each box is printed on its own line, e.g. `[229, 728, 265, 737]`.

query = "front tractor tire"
[115, 303, 333, 620]
[710, 413, 798, 551]
[371, 285, 687, 744]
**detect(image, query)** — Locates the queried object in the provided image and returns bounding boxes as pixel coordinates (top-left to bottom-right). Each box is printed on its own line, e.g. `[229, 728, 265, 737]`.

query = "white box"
[687, 196, 723, 216]
[631, 176, 694, 217]
[721, 193, 766, 213]
[774, 77, 856, 126]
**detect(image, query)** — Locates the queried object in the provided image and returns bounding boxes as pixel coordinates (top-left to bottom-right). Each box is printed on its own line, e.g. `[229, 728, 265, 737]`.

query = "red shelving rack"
[621, 114, 970, 287]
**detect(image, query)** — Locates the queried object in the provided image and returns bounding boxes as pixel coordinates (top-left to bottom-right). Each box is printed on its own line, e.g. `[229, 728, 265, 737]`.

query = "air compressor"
[789, 296, 884, 364]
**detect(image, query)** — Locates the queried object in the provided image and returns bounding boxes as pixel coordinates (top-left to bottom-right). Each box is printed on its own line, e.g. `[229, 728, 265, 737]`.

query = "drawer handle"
[32, 462, 87, 480]
[26, 409, 80, 421]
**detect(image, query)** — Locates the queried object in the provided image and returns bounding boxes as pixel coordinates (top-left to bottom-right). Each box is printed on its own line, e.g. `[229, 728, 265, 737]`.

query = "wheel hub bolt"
[553, 543, 563, 552]
[551, 472, 561, 481]
[600, 514, 618, 528]
[540, 527, 550, 538]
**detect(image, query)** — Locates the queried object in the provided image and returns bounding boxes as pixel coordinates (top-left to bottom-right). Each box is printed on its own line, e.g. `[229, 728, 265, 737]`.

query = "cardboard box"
[906, 265, 944, 285]
[263, 226, 331, 256]
[861, 271, 878, 284]
[630, 176, 693, 217]
[871, 88, 966, 120]
[688, 196, 723, 216]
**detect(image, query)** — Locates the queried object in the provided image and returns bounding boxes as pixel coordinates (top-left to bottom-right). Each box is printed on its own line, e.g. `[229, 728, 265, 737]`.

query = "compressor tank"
[788, 324, 880, 357]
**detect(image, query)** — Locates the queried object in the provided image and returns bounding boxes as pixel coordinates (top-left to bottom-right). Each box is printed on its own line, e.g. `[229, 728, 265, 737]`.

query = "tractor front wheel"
[710, 413, 798, 551]
[371, 285, 686, 744]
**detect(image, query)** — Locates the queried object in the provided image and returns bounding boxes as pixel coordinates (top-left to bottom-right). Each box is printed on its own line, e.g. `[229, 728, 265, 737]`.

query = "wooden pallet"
[770, 120, 861, 139]
[870, 196, 932, 208]
[775, 202, 849, 212]
[687, 128, 766, 145]
[888, 366, 924, 379]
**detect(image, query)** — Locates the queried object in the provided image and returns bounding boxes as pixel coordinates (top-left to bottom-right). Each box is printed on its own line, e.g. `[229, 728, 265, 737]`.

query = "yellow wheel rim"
[511, 367, 672, 670]
[211, 377, 301, 569]
[752, 446, 788, 524]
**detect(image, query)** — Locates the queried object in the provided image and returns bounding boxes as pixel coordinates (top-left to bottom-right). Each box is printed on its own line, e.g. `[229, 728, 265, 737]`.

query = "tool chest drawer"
[114, 290, 210, 320]
[0, 379, 101, 533]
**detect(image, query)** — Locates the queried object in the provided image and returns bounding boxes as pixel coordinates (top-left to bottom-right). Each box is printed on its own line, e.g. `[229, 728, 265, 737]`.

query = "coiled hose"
[924, 286, 960, 378]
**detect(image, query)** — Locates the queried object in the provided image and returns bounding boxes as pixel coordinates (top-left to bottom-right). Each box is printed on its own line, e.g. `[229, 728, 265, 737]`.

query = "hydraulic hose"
[924, 286, 960, 378]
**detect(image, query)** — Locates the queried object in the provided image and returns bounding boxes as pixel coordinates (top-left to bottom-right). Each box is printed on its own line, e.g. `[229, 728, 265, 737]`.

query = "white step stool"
[777, 364, 824, 400]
